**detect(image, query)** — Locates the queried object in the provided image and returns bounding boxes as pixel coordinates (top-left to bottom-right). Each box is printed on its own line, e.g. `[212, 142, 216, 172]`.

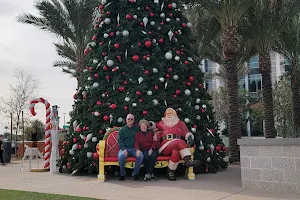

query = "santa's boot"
[167, 168, 176, 181]
[183, 155, 200, 167]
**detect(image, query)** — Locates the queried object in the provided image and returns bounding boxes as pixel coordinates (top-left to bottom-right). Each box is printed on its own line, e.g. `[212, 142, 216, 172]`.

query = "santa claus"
[155, 108, 200, 181]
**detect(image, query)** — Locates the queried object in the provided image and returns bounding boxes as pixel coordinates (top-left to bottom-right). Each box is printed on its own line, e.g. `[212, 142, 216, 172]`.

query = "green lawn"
[0, 189, 100, 200]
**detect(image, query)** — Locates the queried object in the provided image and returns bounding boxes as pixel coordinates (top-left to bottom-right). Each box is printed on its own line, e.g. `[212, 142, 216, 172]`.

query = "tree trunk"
[291, 71, 300, 137]
[222, 25, 241, 163]
[259, 53, 276, 138]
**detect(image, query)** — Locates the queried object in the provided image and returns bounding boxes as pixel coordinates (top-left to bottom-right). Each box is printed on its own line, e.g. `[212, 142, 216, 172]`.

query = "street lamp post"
[63, 113, 66, 127]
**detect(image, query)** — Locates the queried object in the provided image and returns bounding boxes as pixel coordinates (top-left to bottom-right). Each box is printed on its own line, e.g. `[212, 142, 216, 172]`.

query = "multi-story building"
[203, 52, 287, 136]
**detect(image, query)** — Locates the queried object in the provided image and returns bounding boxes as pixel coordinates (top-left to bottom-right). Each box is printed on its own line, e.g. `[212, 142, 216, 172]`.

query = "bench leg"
[185, 166, 195, 180]
[98, 161, 106, 182]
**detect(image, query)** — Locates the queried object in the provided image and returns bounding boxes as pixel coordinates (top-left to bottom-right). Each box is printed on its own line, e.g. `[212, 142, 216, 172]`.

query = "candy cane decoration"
[29, 98, 51, 169]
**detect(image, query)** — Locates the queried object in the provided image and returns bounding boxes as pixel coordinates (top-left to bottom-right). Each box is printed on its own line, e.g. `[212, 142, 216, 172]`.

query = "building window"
[248, 55, 260, 75]
[239, 78, 246, 89]
[249, 74, 262, 93]
[204, 59, 213, 73]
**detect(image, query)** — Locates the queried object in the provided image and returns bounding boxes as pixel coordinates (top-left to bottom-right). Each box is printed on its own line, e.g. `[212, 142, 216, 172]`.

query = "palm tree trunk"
[222, 25, 241, 163]
[291, 72, 300, 137]
[259, 53, 276, 138]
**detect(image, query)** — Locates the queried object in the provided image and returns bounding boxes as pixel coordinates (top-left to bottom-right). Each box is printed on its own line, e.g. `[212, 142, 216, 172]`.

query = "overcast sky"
[0, 0, 77, 134]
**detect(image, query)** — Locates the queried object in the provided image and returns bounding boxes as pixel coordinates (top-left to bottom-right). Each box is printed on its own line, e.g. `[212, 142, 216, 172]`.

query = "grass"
[0, 189, 100, 200]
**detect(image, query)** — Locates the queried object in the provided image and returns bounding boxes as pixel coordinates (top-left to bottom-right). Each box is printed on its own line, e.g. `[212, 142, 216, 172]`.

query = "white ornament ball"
[196, 115, 201, 120]
[147, 90, 153, 96]
[173, 75, 179, 80]
[196, 98, 201, 103]
[152, 68, 158, 73]
[94, 111, 100, 116]
[195, 105, 200, 110]
[83, 69, 88, 73]
[133, 15, 138, 19]
[176, 18, 180, 22]
[191, 128, 196, 133]
[122, 30, 129, 37]
[165, 52, 173, 60]
[104, 18, 111, 24]
[102, 93, 106, 97]
[125, 97, 130, 102]
[117, 117, 123, 123]
[175, 56, 180, 61]
[90, 42, 96, 47]
[166, 18, 171, 22]
[86, 152, 92, 158]
[93, 59, 98, 64]
[63, 165, 66, 169]
[82, 91, 86, 95]
[88, 77, 92, 81]
[187, 22, 193, 28]
[185, 89, 191, 96]
[150, 21, 155, 25]
[160, 13, 165, 18]
[104, 33, 109, 38]
[152, 99, 158, 105]
[116, 31, 120, 36]
[69, 150, 74, 155]
[102, 0, 107, 4]
[93, 82, 99, 88]
[84, 143, 89, 148]
[132, 103, 137, 107]
[172, 3, 177, 8]
[207, 157, 211, 162]
[85, 85, 90, 90]
[159, 77, 165, 82]
[147, 57, 150, 61]
[202, 104, 207, 109]
[199, 146, 205, 150]
[184, 118, 190, 123]
[107, 60, 114, 67]
[92, 137, 98, 142]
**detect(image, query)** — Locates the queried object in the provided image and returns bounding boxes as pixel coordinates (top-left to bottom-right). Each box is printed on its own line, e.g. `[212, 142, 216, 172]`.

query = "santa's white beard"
[163, 116, 180, 127]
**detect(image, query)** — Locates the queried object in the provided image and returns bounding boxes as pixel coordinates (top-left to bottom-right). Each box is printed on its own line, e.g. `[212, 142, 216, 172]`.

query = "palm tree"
[17, 0, 99, 81]
[185, 1, 250, 162]
[243, 0, 300, 138]
[276, 14, 300, 137]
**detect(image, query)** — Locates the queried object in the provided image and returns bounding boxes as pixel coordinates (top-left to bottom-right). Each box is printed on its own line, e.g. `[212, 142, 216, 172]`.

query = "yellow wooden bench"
[97, 127, 195, 181]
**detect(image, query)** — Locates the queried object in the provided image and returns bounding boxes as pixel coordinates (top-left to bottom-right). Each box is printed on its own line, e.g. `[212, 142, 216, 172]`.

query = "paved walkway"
[0, 160, 300, 200]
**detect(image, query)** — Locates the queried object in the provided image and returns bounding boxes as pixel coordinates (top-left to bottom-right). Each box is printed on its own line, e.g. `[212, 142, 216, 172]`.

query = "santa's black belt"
[163, 134, 181, 141]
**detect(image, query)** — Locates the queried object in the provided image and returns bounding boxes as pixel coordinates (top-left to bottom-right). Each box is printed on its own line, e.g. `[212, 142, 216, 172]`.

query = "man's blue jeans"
[118, 148, 144, 177]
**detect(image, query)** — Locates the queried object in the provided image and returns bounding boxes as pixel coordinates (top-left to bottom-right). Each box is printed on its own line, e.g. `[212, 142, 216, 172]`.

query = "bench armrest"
[99, 140, 106, 161]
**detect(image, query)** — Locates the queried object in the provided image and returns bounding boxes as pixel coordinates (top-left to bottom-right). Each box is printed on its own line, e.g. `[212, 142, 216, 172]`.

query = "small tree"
[273, 75, 294, 138]
[24, 119, 45, 141]
[0, 69, 39, 146]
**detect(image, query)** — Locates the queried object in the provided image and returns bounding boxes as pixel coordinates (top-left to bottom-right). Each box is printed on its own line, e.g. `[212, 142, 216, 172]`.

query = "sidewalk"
[0, 160, 300, 200]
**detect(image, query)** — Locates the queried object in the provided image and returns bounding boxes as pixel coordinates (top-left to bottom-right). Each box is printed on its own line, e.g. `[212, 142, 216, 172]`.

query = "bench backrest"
[105, 130, 120, 157]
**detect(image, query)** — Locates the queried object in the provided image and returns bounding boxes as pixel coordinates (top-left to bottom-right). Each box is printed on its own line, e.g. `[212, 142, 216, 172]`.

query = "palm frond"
[54, 42, 77, 62]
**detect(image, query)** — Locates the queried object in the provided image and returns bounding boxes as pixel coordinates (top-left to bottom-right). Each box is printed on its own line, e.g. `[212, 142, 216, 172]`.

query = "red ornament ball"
[94, 73, 99, 78]
[154, 85, 158, 90]
[168, 67, 173, 72]
[89, 67, 93, 71]
[144, 70, 149, 75]
[114, 43, 120, 49]
[98, 130, 103, 134]
[216, 146, 221, 152]
[119, 86, 125, 92]
[93, 152, 99, 159]
[73, 138, 77, 143]
[136, 91, 142, 96]
[109, 32, 114, 37]
[145, 40, 152, 48]
[175, 89, 181, 95]
[92, 35, 97, 41]
[103, 66, 108, 71]
[166, 74, 170, 78]
[110, 104, 117, 109]
[221, 146, 227, 151]
[99, 41, 103, 46]
[63, 141, 68, 146]
[106, 11, 111, 15]
[75, 127, 82, 132]
[103, 115, 110, 121]
[126, 14, 132, 19]
[143, 110, 148, 116]
[99, 5, 104, 10]
[189, 76, 195, 81]
[182, 23, 187, 28]
[149, 13, 154, 17]
[186, 82, 191, 86]
[168, 4, 173, 9]
[60, 149, 65, 156]
[159, 38, 164, 44]
[205, 167, 209, 173]
[67, 162, 70, 168]
[173, 95, 177, 98]
[96, 101, 102, 105]
[184, 60, 189, 65]
[124, 106, 128, 110]
[139, 99, 143, 103]
[73, 94, 77, 100]
[132, 55, 139, 61]
[78, 144, 82, 149]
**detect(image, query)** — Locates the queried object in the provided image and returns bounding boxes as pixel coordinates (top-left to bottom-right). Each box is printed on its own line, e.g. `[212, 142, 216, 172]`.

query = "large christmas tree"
[58, 0, 228, 175]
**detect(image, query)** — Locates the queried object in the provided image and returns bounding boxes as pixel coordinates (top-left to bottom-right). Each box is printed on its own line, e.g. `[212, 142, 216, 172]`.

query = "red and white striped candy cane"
[29, 98, 51, 169]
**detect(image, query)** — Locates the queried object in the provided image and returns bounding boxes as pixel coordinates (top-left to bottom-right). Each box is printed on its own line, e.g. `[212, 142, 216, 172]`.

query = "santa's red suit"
[156, 119, 194, 171]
